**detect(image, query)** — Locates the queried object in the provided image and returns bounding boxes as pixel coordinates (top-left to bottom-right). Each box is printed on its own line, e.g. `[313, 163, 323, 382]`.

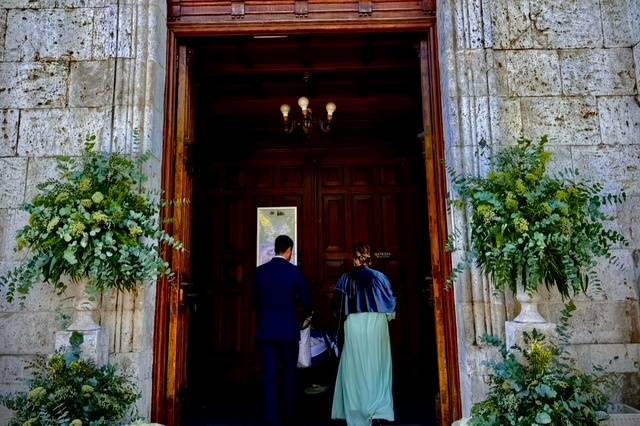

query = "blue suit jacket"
[254, 257, 312, 342]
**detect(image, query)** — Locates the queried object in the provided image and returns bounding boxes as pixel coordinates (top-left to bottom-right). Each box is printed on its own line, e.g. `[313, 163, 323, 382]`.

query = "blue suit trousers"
[260, 340, 299, 426]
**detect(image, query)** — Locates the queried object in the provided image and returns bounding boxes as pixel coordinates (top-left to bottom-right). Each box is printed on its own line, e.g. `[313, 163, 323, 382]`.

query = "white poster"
[256, 207, 298, 266]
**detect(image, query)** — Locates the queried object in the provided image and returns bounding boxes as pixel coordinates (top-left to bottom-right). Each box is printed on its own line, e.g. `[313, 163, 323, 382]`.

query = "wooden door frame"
[153, 18, 461, 426]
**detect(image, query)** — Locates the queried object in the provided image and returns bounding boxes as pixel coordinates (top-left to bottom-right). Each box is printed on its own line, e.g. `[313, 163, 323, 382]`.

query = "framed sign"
[256, 207, 298, 266]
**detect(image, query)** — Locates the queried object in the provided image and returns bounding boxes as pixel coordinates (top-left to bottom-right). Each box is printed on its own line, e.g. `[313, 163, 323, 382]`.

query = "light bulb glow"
[326, 102, 336, 118]
[298, 96, 309, 111]
[280, 104, 290, 118]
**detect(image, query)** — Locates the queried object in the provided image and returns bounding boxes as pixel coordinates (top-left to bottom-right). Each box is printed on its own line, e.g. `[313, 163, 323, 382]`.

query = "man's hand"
[301, 313, 313, 329]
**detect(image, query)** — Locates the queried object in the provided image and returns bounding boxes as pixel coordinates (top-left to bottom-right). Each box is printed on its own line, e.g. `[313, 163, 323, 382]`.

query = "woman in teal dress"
[331, 243, 396, 426]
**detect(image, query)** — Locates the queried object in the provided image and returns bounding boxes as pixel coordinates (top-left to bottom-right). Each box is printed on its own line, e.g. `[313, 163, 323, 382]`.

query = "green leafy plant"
[469, 303, 612, 426]
[1, 332, 140, 426]
[0, 137, 183, 302]
[448, 136, 627, 297]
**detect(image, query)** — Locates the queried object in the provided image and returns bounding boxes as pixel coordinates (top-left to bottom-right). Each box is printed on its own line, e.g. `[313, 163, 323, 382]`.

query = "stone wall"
[439, 0, 640, 414]
[0, 0, 166, 422]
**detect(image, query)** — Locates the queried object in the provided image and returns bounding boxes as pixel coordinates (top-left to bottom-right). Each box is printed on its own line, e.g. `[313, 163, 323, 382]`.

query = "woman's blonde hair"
[353, 242, 372, 266]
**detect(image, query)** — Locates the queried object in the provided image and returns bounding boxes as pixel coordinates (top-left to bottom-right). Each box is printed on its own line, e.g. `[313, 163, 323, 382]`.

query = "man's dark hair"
[274, 235, 294, 255]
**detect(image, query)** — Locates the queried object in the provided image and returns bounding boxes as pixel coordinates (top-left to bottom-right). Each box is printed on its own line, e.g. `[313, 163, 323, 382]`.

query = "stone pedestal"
[54, 328, 109, 366]
[505, 320, 557, 350]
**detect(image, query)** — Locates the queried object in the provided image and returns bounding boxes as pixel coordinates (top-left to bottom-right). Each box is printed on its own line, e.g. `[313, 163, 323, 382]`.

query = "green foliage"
[448, 136, 627, 297]
[1, 333, 140, 426]
[470, 321, 611, 426]
[0, 137, 183, 302]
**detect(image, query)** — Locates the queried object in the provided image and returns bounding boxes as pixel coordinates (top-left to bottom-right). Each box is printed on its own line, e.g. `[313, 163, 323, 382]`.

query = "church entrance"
[182, 34, 438, 425]
[153, 13, 461, 425]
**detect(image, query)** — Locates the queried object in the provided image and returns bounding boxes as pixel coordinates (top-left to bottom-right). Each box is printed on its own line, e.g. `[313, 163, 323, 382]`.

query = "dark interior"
[185, 33, 439, 425]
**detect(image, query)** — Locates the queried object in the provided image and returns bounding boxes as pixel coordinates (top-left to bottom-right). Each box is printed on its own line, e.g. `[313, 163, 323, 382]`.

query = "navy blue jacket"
[254, 257, 312, 342]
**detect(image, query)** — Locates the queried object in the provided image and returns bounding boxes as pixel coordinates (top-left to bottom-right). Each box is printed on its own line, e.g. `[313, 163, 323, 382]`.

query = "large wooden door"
[157, 27, 461, 425]
[191, 146, 431, 386]
[157, 45, 196, 426]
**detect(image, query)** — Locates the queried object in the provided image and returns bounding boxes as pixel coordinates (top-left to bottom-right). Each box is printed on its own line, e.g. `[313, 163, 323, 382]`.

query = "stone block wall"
[439, 0, 640, 414]
[0, 0, 166, 422]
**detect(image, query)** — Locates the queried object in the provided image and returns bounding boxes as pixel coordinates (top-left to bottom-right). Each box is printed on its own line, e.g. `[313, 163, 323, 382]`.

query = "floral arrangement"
[469, 303, 611, 425]
[1, 332, 140, 426]
[0, 137, 182, 302]
[448, 136, 627, 297]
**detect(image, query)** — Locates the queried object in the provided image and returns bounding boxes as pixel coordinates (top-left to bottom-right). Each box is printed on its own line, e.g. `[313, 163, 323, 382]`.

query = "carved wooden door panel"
[195, 154, 315, 383]
[315, 155, 426, 358]
[195, 149, 428, 385]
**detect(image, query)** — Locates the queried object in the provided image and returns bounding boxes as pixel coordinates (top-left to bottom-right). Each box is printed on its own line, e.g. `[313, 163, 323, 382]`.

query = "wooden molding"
[167, 0, 434, 24]
[294, 0, 309, 18]
[422, 0, 435, 13]
[358, 0, 373, 16]
[231, 1, 245, 19]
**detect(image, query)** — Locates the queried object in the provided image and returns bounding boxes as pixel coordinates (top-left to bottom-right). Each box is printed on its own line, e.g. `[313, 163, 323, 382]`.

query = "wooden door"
[314, 155, 429, 360]
[158, 27, 461, 425]
[165, 45, 196, 426]
[193, 146, 431, 381]
[193, 154, 315, 372]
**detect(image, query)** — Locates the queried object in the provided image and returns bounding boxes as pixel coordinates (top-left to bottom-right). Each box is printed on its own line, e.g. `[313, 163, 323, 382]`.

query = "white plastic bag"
[297, 326, 312, 368]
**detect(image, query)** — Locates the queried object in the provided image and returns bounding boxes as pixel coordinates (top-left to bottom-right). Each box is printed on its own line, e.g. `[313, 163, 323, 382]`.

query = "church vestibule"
[181, 34, 440, 425]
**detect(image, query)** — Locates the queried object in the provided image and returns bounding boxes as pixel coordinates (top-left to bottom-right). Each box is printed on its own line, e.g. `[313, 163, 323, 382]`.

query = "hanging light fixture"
[279, 73, 336, 135]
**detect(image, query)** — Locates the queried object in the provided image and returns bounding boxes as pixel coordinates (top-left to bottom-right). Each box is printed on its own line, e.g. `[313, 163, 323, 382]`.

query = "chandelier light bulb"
[298, 96, 309, 111]
[326, 102, 336, 118]
[280, 103, 291, 119]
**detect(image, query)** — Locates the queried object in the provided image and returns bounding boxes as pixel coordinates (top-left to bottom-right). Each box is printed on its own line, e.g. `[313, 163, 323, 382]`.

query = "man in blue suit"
[254, 235, 312, 426]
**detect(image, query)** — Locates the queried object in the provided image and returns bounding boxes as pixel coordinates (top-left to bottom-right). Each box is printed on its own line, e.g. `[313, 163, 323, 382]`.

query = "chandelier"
[279, 73, 336, 135]
[280, 98, 336, 135]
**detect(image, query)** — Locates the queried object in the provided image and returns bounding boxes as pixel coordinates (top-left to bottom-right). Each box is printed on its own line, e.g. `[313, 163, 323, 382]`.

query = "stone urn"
[67, 280, 101, 331]
[505, 280, 554, 349]
[513, 282, 546, 324]
[55, 279, 108, 365]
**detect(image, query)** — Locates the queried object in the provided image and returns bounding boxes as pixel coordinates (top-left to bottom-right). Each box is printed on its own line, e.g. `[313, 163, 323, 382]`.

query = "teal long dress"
[332, 312, 395, 425]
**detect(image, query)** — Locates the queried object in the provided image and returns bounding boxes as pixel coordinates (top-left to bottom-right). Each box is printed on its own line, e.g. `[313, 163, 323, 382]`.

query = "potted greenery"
[1, 332, 140, 425]
[452, 304, 640, 426]
[467, 317, 611, 425]
[0, 137, 182, 328]
[448, 136, 627, 322]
